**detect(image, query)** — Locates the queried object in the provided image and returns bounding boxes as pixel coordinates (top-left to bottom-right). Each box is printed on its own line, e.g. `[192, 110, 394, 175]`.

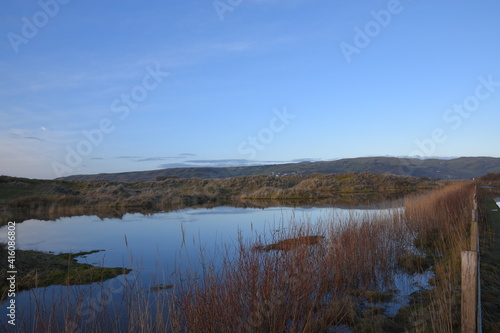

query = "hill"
[58, 156, 500, 182]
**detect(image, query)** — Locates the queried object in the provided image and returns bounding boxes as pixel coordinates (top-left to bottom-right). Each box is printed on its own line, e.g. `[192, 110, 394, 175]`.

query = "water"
[0, 204, 411, 330]
[1, 206, 374, 275]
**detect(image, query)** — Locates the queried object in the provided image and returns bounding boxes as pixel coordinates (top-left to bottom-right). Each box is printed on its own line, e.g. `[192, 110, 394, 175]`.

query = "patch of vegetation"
[348, 289, 393, 302]
[1, 173, 436, 225]
[397, 252, 431, 274]
[478, 194, 500, 331]
[256, 235, 324, 251]
[54, 249, 105, 260]
[149, 284, 174, 292]
[480, 172, 500, 185]
[0, 175, 79, 201]
[0, 244, 131, 301]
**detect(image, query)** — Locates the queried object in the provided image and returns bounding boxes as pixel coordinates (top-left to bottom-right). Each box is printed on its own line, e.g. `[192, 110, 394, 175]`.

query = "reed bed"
[165, 209, 414, 332]
[167, 182, 475, 332]
[404, 182, 475, 332]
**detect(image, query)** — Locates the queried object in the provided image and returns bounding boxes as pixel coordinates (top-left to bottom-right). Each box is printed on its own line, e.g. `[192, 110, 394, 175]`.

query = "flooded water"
[0, 203, 424, 330]
[0, 206, 383, 278]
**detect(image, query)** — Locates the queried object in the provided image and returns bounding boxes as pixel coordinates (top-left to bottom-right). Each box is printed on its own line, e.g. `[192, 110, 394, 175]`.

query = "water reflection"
[1, 192, 405, 226]
[0, 195, 407, 330]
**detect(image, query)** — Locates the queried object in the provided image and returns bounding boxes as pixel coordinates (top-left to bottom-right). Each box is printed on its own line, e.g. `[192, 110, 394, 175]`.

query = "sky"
[1, 0, 500, 179]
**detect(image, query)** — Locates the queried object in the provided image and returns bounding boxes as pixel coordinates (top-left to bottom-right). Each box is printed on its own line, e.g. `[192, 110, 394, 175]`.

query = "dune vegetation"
[0, 173, 436, 225]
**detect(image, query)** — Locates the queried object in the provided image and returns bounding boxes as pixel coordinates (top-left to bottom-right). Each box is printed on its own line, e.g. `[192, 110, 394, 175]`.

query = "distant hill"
[58, 156, 500, 182]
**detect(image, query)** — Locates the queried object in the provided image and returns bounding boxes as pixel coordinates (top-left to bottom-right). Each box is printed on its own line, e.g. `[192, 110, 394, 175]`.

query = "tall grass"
[404, 182, 475, 331]
[165, 209, 413, 332]
[167, 183, 475, 332]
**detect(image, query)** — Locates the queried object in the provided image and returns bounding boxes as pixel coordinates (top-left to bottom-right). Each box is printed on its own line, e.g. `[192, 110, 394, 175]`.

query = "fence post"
[461, 250, 478, 333]
[470, 222, 479, 252]
[462, 188, 482, 332]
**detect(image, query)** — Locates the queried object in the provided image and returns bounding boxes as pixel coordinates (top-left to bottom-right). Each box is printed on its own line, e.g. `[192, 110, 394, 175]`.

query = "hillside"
[58, 156, 500, 182]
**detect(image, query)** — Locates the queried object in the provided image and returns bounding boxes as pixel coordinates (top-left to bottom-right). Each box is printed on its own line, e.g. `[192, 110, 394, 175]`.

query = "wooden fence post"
[470, 222, 479, 252]
[461, 250, 478, 333]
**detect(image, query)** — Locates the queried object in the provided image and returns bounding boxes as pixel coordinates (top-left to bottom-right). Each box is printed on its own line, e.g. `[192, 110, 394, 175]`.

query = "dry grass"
[166, 182, 476, 332]
[165, 209, 412, 332]
[403, 182, 475, 332]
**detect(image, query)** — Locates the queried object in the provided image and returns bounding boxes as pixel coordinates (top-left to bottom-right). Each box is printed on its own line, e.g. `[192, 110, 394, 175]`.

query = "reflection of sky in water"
[0, 206, 395, 275]
[0, 206, 402, 328]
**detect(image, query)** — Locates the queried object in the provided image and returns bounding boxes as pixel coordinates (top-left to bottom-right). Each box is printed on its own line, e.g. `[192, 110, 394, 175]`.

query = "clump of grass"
[397, 252, 431, 274]
[0, 247, 131, 301]
[404, 182, 475, 331]
[256, 235, 324, 251]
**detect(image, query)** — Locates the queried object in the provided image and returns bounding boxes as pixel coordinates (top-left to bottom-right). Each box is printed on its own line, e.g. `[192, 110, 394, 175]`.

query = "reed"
[404, 182, 475, 331]
[164, 208, 415, 332]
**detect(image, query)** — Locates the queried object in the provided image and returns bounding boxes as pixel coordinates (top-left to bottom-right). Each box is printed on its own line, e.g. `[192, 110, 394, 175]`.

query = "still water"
[1, 206, 377, 278]
[1, 204, 418, 330]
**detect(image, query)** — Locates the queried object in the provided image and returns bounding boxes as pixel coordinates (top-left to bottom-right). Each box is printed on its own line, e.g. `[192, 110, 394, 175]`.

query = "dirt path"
[479, 194, 500, 331]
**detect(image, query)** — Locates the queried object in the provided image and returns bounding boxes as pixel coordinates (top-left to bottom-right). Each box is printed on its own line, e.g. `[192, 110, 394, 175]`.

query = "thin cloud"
[158, 159, 304, 169]
[135, 156, 181, 162]
[185, 159, 250, 164]
[24, 136, 46, 142]
[114, 156, 141, 159]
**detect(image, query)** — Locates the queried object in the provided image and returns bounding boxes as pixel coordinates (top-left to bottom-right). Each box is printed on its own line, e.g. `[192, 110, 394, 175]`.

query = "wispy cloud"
[135, 156, 182, 162]
[158, 158, 305, 169]
[90, 155, 185, 162]
[0, 129, 73, 179]
[8, 132, 46, 142]
[114, 156, 141, 160]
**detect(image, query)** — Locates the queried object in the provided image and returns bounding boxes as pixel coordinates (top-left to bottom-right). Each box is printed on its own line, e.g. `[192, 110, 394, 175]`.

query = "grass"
[478, 193, 500, 331]
[254, 235, 324, 251]
[0, 245, 131, 302]
[397, 252, 431, 274]
[403, 182, 476, 331]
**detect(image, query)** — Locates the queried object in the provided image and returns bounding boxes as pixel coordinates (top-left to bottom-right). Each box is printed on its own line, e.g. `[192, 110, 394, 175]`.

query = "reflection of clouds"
[179, 212, 192, 224]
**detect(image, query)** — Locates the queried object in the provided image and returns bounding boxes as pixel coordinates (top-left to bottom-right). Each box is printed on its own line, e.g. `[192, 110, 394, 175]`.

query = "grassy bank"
[401, 182, 476, 331]
[0, 245, 131, 302]
[1, 173, 436, 225]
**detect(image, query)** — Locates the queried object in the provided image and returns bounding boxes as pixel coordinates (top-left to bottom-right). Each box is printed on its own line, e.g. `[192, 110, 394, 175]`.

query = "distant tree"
[156, 176, 180, 181]
[480, 173, 500, 182]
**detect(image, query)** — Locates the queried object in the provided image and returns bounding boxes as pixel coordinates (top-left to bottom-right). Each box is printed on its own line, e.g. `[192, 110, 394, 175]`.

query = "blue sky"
[1, 0, 500, 179]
